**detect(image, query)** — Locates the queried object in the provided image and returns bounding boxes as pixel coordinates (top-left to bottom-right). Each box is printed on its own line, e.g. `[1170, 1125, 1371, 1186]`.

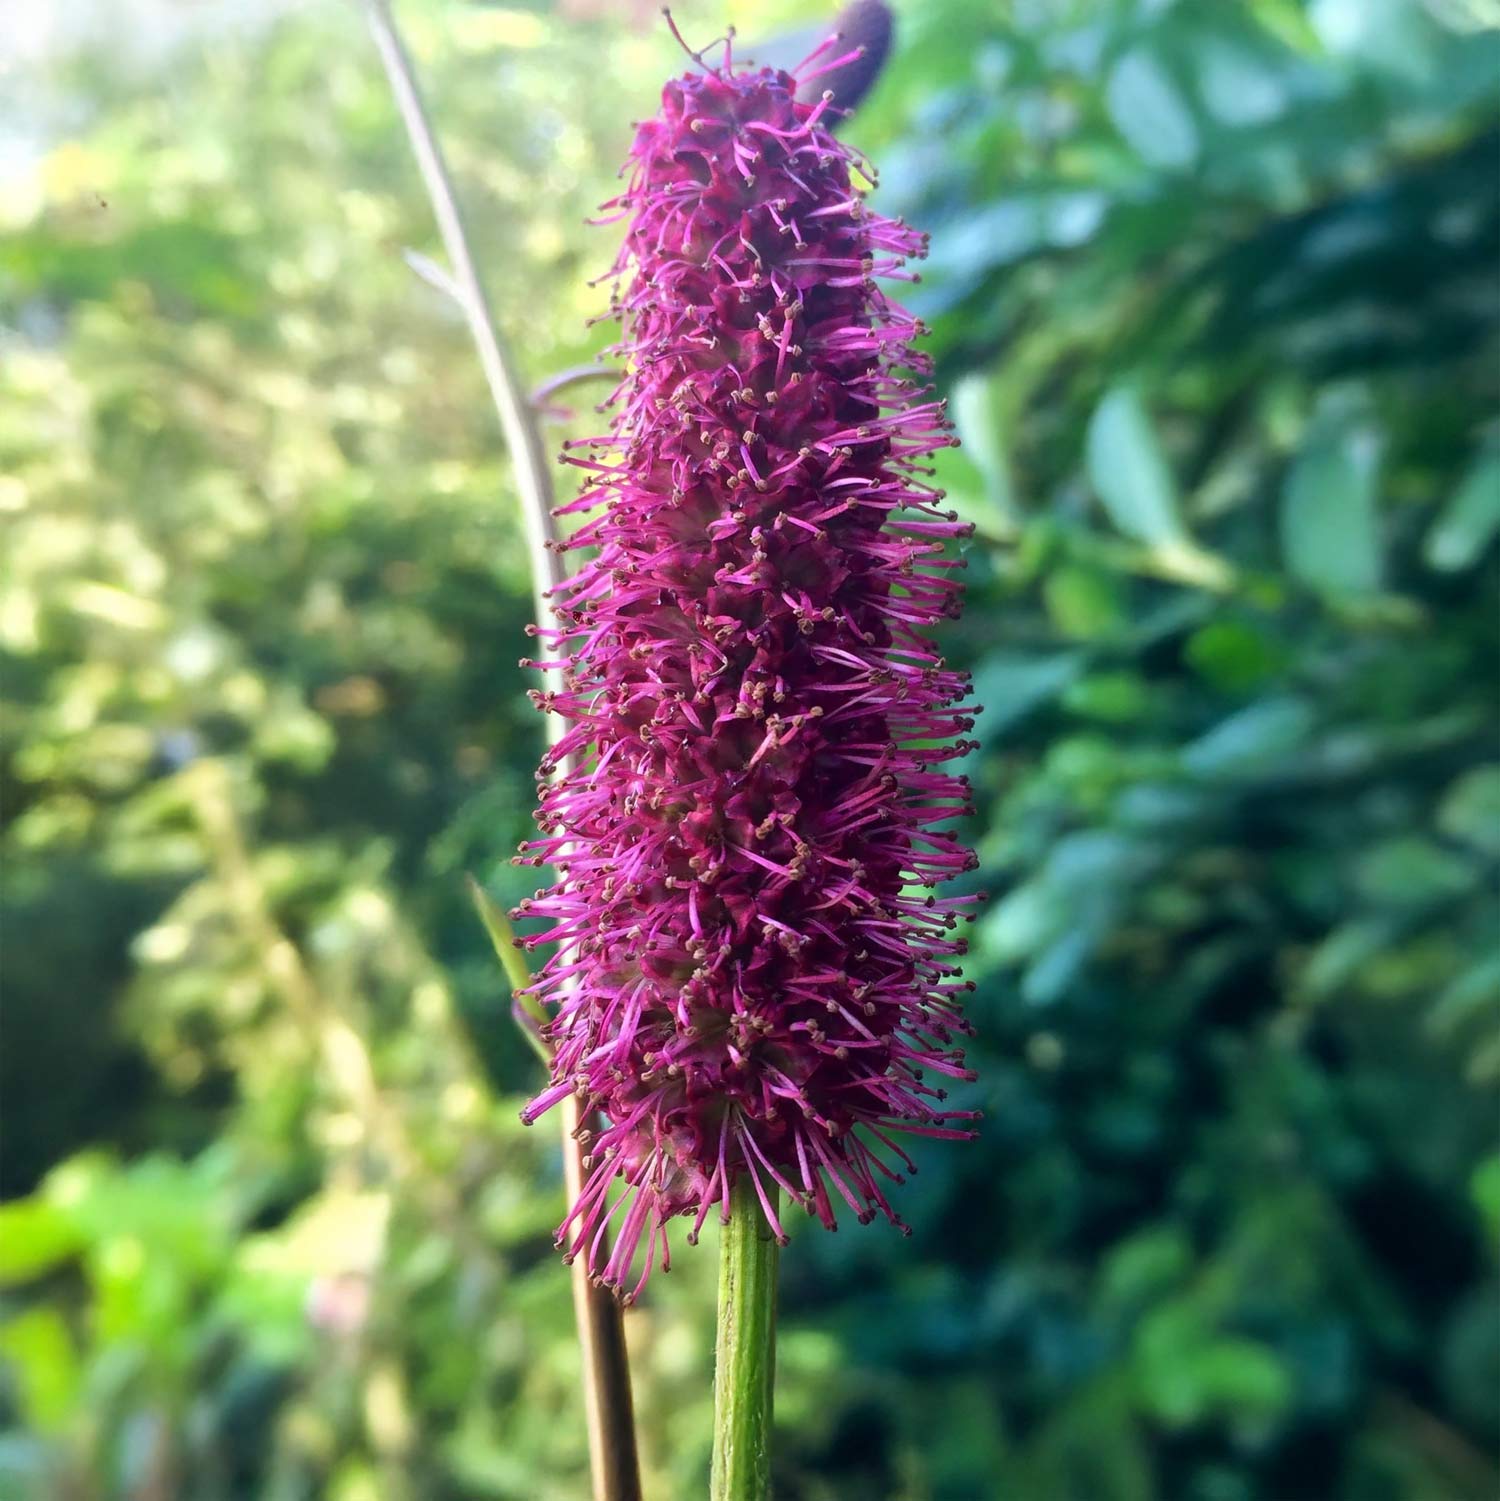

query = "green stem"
[711, 1178, 780, 1501]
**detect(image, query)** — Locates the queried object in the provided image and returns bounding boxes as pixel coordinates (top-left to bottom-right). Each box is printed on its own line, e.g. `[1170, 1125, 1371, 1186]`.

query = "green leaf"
[1100, 1228, 1192, 1311]
[1023, 925, 1098, 1008]
[1303, 918, 1396, 997]
[467, 875, 534, 998]
[467, 876, 549, 1064]
[1279, 429, 1382, 595]
[1086, 387, 1185, 547]
[1436, 765, 1500, 857]
[972, 652, 1087, 740]
[1185, 620, 1287, 694]
[1187, 1337, 1294, 1419]
[981, 882, 1064, 964]
[1182, 698, 1315, 780]
[1427, 954, 1500, 1039]
[1308, 0, 1442, 80]
[1106, 50, 1200, 169]
[0, 1200, 84, 1288]
[1471, 1155, 1500, 1245]
[1132, 1302, 1206, 1424]
[949, 372, 1015, 521]
[1062, 672, 1150, 722]
[1045, 564, 1126, 639]
[1426, 454, 1500, 572]
[1196, 40, 1288, 127]
[0, 1308, 81, 1434]
[1134, 1302, 1292, 1426]
[1355, 836, 1476, 907]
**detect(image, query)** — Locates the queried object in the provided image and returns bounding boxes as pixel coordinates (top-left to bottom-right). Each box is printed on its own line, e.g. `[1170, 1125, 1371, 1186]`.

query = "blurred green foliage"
[2, 1, 1497, 1497]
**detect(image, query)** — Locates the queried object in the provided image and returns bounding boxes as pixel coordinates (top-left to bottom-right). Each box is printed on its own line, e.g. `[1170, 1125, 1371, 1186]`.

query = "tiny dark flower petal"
[794, 1, 894, 115]
[520, 43, 979, 1299]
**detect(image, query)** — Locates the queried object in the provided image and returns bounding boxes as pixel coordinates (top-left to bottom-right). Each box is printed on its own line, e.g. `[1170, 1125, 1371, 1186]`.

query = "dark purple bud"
[795, 1, 894, 115]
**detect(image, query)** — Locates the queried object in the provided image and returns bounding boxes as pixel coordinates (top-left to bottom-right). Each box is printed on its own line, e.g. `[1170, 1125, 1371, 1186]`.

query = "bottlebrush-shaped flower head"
[513, 27, 981, 1303]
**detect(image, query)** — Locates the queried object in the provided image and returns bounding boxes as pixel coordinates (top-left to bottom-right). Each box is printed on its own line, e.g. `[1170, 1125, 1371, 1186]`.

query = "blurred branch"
[530, 363, 619, 421]
[401, 246, 465, 305]
[357, 5, 641, 1499]
[1375, 1390, 1500, 1497]
[182, 761, 474, 1246]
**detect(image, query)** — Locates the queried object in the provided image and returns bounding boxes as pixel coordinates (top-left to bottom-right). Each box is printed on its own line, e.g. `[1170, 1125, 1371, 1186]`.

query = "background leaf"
[1086, 387, 1186, 547]
[1106, 49, 1200, 169]
[1279, 427, 1383, 596]
[1426, 452, 1500, 572]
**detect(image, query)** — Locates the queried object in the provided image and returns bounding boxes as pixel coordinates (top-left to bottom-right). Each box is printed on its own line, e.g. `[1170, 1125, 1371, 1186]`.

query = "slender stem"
[531, 362, 619, 413]
[562, 1094, 643, 1501]
[711, 1179, 780, 1501]
[360, 0, 559, 620]
[358, 6, 640, 1499]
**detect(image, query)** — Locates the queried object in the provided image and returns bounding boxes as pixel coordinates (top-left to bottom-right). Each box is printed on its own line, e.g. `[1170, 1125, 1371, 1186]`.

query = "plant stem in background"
[360, 0, 558, 608]
[711, 1178, 781, 1501]
[357, 3, 640, 1498]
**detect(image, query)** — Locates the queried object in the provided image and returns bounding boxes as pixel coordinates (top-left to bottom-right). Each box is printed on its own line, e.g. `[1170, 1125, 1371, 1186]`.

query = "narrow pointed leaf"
[467, 874, 550, 1062]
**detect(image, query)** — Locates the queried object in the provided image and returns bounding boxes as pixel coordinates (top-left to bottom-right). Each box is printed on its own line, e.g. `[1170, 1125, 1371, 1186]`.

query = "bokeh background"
[3, 0, 1498, 1497]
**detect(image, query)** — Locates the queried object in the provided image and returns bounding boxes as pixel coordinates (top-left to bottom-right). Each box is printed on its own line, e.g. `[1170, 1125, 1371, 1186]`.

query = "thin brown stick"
[561, 1095, 643, 1501]
[357, 4, 640, 1497]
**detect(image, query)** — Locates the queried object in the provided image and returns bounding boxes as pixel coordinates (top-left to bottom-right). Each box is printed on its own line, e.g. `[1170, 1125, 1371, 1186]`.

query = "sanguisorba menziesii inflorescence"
[514, 26, 980, 1304]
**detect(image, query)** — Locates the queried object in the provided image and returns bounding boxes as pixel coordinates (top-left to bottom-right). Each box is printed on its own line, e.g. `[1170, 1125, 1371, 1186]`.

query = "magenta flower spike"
[514, 26, 980, 1307]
